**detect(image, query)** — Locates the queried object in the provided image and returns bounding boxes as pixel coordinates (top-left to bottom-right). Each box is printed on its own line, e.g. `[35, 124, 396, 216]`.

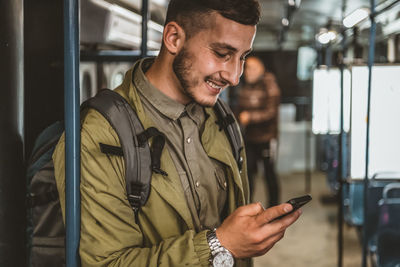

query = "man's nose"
[221, 59, 243, 86]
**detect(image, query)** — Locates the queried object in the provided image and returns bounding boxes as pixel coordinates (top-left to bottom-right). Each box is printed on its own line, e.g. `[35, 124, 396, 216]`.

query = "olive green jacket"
[53, 62, 251, 267]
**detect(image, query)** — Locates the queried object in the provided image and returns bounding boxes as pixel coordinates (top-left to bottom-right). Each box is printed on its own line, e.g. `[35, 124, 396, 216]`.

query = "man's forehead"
[203, 14, 256, 45]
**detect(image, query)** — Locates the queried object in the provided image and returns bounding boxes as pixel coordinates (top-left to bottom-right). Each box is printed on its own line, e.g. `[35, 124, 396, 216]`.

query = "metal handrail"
[362, 0, 376, 266]
[64, 0, 150, 265]
[382, 183, 400, 200]
[64, 0, 80, 266]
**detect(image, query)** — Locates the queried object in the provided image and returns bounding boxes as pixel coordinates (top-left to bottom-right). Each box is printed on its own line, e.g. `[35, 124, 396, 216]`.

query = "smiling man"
[53, 0, 302, 266]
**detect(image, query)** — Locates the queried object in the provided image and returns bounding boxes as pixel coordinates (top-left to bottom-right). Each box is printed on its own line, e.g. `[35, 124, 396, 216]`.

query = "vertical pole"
[337, 39, 345, 267]
[141, 0, 149, 57]
[326, 45, 333, 69]
[305, 127, 310, 193]
[362, 1, 376, 266]
[64, 0, 80, 266]
[305, 103, 311, 193]
[337, 68, 344, 267]
[338, 2, 347, 266]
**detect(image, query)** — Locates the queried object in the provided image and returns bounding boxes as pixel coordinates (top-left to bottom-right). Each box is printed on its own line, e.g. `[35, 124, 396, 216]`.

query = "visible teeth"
[206, 80, 222, 89]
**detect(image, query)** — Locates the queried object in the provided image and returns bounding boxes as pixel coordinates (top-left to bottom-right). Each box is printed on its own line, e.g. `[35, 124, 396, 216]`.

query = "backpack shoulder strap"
[214, 98, 244, 172]
[81, 89, 152, 222]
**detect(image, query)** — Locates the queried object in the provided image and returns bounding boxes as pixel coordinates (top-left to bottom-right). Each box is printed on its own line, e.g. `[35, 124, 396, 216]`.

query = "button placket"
[180, 115, 200, 192]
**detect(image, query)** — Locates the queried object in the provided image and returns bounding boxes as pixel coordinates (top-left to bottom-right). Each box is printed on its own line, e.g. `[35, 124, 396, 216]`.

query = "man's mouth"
[206, 80, 226, 94]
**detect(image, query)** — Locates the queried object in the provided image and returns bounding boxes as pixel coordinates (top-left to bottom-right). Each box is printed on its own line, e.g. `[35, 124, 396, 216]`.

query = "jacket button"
[187, 137, 192, 143]
[195, 181, 200, 187]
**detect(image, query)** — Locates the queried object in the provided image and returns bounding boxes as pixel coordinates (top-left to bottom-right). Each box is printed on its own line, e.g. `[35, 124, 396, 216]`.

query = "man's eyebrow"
[210, 42, 238, 52]
[210, 43, 253, 55]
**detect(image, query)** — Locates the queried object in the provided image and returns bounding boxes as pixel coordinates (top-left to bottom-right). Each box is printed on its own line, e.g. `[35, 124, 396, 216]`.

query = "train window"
[351, 66, 400, 179]
[297, 46, 317, 81]
[312, 68, 351, 135]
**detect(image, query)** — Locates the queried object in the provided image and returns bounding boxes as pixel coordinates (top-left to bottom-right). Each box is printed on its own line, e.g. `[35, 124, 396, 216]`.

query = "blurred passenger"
[237, 56, 281, 207]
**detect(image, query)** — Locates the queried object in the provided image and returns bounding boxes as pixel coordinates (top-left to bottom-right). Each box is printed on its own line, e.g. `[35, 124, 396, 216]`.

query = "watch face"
[213, 251, 234, 267]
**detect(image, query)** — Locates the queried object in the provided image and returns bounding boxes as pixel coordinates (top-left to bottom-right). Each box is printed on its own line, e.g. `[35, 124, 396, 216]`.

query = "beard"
[172, 46, 218, 107]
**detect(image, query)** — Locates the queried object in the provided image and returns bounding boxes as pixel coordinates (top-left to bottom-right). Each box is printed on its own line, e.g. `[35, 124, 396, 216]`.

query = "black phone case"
[274, 194, 312, 221]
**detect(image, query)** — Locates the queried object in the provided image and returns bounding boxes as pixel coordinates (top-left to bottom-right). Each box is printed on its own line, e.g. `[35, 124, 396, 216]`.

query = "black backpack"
[26, 89, 243, 267]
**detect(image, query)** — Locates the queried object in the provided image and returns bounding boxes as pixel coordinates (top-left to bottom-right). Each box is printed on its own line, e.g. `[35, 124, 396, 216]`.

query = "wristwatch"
[206, 229, 234, 267]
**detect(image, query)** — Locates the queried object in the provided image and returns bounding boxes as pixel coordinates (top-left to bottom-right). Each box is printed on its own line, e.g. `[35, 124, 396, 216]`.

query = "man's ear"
[162, 22, 185, 55]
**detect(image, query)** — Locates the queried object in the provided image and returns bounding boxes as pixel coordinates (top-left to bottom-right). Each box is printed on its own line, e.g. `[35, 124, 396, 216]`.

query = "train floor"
[251, 171, 363, 267]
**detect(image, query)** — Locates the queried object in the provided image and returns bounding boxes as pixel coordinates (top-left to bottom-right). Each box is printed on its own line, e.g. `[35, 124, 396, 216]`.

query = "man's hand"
[215, 202, 301, 258]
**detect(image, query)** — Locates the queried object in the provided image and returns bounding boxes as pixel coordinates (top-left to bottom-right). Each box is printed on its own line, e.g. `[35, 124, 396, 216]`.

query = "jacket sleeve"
[53, 109, 210, 267]
[247, 73, 281, 124]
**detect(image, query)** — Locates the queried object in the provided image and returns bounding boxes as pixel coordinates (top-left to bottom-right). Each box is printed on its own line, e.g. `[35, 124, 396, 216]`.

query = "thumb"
[237, 202, 265, 216]
[256, 203, 293, 224]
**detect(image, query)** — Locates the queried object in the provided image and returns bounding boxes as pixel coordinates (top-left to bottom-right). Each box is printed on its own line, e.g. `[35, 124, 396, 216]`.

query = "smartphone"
[274, 194, 312, 221]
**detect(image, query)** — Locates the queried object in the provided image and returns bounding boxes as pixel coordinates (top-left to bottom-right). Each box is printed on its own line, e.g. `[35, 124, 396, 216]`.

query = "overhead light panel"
[316, 29, 337, 44]
[343, 8, 370, 28]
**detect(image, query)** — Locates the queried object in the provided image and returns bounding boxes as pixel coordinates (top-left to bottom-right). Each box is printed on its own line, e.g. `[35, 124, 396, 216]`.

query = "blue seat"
[376, 183, 400, 267]
[343, 173, 400, 254]
[342, 179, 388, 231]
[366, 174, 400, 253]
[343, 181, 364, 226]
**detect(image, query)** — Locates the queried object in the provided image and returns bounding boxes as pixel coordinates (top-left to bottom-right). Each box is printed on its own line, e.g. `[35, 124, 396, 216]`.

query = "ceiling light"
[288, 0, 301, 8]
[327, 31, 336, 40]
[317, 33, 331, 44]
[282, 18, 290, 26]
[316, 29, 337, 44]
[343, 8, 370, 28]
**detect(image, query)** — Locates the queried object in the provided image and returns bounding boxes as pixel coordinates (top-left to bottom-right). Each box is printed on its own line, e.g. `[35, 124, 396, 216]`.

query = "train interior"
[1, 0, 400, 266]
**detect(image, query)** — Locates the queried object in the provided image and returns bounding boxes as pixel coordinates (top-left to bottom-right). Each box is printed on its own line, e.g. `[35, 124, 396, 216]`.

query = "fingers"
[253, 231, 285, 257]
[279, 208, 302, 227]
[261, 209, 302, 236]
[248, 228, 286, 257]
[237, 202, 265, 217]
[250, 211, 300, 257]
[217, 203, 302, 259]
[252, 208, 301, 246]
[255, 203, 293, 225]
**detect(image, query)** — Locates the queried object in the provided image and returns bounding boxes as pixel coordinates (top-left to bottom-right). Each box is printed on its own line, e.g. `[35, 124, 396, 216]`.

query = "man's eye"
[215, 51, 229, 59]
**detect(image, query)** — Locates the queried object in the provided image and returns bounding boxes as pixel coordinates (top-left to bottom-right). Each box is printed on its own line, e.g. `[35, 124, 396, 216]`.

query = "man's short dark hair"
[165, 0, 261, 39]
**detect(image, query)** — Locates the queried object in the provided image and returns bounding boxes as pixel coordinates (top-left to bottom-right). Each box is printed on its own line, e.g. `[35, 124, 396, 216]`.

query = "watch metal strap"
[207, 230, 226, 256]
